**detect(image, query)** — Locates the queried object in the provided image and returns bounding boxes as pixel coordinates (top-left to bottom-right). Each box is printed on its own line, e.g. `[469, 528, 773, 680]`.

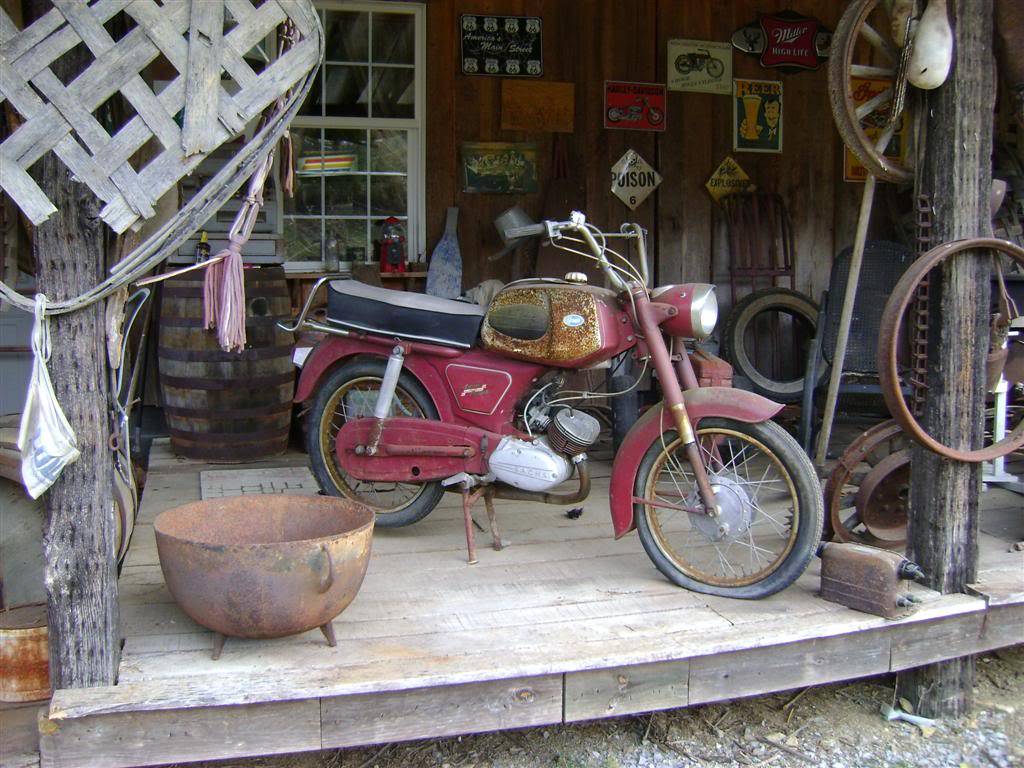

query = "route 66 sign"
[610, 150, 661, 210]
[461, 15, 543, 77]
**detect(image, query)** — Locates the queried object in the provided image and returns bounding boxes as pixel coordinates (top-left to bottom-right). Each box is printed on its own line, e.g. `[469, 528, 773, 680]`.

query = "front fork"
[631, 285, 720, 518]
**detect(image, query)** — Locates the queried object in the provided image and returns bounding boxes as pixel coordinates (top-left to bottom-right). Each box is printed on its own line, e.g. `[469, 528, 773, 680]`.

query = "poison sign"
[610, 150, 661, 210]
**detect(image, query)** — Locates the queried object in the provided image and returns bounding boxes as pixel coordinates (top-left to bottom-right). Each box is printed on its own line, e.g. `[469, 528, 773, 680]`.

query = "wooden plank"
[39, 698, 320, 768]
[321, 675, 562, 749]
[689, 630, 891, 705]
[0, 703, 44, 766]
[181, 0, 225, 156]
[564, 659, 688, 722]
[500, 80, 575, 133]
[890, 602, 1024, 671]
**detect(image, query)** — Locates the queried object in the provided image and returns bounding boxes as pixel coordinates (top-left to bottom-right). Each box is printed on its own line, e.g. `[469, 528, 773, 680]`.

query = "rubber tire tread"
[634, 417, 824, 599]
[306, 357, 444, 528]
[721, 288, 821, 403]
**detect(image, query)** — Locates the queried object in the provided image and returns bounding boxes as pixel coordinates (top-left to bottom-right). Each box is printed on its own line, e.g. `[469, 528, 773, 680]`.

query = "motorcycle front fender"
[607, 387, 784, 539]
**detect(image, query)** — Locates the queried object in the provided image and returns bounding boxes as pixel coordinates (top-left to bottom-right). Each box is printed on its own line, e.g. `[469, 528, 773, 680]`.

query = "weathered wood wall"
[424, 0, 859, 304]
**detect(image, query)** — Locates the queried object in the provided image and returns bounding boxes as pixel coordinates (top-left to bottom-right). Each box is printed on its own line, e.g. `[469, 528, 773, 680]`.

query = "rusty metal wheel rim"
[854, 449, 910, 539]
[827, 0, 913, 184]
[824, 419, 910, 549]
[877, 238, 1024, 462]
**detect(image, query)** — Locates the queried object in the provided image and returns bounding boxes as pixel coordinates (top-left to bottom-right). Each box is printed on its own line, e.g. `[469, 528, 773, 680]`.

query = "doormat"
[200, 467, 318, 500]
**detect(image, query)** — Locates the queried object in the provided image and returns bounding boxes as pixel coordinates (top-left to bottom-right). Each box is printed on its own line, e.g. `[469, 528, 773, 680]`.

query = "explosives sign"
[705, 156, 753, 202]
[733, 78, 783, 153]
[610, 150, 661, 210]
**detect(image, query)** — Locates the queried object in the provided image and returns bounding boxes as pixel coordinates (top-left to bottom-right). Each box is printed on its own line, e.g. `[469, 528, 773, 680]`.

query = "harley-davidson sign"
[732, 11, 831, 71]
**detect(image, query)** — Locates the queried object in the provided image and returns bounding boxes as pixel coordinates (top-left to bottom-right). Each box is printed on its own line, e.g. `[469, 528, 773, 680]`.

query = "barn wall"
[423, 0, 859, 305]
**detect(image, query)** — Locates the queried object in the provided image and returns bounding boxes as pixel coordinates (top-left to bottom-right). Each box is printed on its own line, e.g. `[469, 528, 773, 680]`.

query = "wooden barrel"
[158, 266, 295, 462]
[0, 603, 50, 703]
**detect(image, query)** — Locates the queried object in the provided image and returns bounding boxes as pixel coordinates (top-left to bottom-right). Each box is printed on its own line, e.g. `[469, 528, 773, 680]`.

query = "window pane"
[297, 71, 322, 116]
[289, 129, 323, 215]
[325, 11, 369, 62]
[324, 129, 367, 172]
[328, 219, 369, 263]
[284, 218, 322, 263]
[326, 175, 368, 215]
[371, 67, 414, 119]
[372, 13, 414, 65]
[370, 175, 406, 216]
[370, 130, 406, 172]
[325, 65, 369, 117]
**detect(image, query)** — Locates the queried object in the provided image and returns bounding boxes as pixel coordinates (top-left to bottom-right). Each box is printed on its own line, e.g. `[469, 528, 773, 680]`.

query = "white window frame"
[282, 0, 426, 273]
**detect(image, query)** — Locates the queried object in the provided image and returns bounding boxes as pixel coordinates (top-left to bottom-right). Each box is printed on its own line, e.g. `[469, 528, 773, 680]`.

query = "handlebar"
[529, 213, 649, 291]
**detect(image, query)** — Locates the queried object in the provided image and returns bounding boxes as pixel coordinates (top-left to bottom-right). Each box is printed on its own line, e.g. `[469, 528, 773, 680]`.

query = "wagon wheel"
[828, 0, 914, 184]
[823, 419, 912, 549]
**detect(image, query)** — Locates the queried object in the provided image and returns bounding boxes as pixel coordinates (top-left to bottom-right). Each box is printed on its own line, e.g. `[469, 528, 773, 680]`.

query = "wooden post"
[897, 0, 993, 718]
[26, 0, 120, 688]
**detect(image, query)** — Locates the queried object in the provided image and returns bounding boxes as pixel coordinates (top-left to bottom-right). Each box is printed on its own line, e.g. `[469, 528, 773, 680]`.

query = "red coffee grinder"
[378, 217, 407, 274]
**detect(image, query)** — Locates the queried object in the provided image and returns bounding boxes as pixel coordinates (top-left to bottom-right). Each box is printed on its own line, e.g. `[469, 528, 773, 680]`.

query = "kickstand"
[461, 487, 483, 565]
[484, 489, 503, 551]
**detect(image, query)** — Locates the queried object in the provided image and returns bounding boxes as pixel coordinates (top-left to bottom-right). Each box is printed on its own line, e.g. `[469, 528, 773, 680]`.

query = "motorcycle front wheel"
[306, 358, 444, 528]
[633, 417, 823, 599]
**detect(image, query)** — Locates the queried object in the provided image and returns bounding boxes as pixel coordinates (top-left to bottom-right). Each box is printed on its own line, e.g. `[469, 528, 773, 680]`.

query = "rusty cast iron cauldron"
[155, 495, 373, 657]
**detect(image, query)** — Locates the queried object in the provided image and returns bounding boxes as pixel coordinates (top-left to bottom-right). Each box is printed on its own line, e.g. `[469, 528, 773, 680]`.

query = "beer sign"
[733, 78, 783, 153]
[610, 150, 661, 210]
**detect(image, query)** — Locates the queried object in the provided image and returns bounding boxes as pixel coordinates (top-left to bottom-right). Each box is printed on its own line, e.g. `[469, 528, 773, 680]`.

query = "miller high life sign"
[731, 11, 831, 72]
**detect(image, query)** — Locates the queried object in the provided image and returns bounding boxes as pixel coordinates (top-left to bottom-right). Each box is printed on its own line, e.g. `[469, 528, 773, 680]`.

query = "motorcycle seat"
[326, 279, 486, 349]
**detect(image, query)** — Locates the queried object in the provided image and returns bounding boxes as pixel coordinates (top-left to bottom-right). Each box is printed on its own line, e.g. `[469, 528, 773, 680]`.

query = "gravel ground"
[183, 645, 1024, 768]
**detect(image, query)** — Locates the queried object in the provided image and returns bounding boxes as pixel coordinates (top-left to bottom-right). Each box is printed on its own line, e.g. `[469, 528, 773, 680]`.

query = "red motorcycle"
[286, 214, 823, 598]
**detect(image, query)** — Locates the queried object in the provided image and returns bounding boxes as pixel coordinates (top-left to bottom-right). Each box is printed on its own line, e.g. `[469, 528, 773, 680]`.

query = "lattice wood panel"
[0, 0, 320, 234]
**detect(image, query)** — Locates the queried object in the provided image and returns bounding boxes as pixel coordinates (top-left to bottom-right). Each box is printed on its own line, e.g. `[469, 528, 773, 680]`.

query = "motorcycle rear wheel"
[633, 417, 823, 599]
[306, 358, 444, 528]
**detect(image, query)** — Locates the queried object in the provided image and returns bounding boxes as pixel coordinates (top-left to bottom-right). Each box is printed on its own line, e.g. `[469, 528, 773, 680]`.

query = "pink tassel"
[216, 239, 247, 352]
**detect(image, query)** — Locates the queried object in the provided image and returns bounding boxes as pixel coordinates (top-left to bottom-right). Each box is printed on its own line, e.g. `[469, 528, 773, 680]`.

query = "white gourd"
[907, 0, 953, 89]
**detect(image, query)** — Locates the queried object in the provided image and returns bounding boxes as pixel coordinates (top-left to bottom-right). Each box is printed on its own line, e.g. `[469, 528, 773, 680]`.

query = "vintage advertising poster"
[731, 11, 832, 72]
[667, 39, 732, 94]
[844, 77, 910, 182]
[733, 78, 783, 153]
[604, 81, 666, 132]
[705, 156, 753, 202]
[461, 142, 538, 193]
[460, 15, 542, 77]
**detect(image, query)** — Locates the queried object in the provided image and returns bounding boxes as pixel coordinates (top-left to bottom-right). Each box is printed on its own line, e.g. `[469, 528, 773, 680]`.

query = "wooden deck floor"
[28, 440, 1024, 768]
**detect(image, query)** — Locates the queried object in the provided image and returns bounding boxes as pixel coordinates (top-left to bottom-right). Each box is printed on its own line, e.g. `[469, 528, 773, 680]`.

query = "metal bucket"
[154, 496, 373, 646]
[0, 603, 50, 703]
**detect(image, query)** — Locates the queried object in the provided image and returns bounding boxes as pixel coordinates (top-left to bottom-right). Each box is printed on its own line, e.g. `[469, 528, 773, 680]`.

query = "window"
[283, 1, 424, 270]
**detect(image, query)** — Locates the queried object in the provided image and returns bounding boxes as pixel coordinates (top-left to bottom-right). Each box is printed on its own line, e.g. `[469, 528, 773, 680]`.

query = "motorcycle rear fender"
[294, 336, 456, 421]
[608, 387, 784, 539]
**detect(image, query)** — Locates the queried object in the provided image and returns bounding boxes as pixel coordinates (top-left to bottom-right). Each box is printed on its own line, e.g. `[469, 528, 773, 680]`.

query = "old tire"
[722, 288, 822, 403]
[306, 358, 443, 528]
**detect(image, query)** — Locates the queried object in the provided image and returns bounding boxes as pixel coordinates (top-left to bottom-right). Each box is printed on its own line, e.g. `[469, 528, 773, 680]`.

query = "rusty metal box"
[819, 542, 921, 619]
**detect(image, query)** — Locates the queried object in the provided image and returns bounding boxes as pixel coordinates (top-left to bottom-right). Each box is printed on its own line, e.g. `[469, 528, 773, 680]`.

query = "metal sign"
[732, 11, 831, 72]
[705, 156, 753, 202]
[667, 39, 732, 94]
[604, 81, 666, 132]
[733, 78, 783, 154]
[843, 77, 910, 182]
[610, 150, 661, 210]
[460, 15, 542, 77]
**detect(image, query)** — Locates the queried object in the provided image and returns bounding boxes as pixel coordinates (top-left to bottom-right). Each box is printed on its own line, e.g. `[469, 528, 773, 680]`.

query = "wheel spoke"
[855, 86, 893, 120]
[859, 22, 896, 62]
[850, 63, 894, 77]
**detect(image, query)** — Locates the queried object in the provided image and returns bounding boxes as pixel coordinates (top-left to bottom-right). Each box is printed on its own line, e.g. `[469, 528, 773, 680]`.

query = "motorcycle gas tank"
[481, 281, 632, 368]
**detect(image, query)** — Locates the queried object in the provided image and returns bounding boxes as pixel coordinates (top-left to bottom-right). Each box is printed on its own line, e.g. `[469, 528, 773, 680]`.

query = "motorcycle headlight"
[690, 284, 718, 339]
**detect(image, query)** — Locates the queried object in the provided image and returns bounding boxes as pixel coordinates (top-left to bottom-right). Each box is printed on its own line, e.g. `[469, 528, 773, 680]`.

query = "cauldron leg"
[211, 633, 226, 660]
[320, 621, 337, 647]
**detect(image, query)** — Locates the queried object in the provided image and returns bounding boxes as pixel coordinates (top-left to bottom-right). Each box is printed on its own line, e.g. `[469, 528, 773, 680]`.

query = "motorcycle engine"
[489, 409, 602, 493]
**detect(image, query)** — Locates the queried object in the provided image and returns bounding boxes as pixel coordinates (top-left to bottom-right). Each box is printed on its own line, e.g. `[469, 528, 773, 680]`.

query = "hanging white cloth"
[17, 295, 79, 499]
